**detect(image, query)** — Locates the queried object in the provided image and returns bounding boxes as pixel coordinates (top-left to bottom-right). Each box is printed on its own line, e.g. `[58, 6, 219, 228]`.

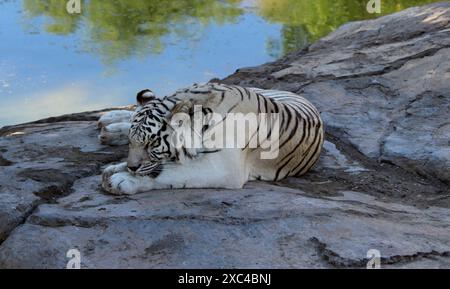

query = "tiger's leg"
[101, 162, 128, 187]
[97, 110, 134, 129]
[99, 122, 131, 146]
[103, 150, 249, 195]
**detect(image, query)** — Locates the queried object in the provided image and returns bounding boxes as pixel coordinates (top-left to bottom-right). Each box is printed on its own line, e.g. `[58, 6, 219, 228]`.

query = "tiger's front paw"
[99, 122, 131, 146]
[102, 172, 139, 195]
[98, 110, 134, 129]
[102, 162, 127, 188]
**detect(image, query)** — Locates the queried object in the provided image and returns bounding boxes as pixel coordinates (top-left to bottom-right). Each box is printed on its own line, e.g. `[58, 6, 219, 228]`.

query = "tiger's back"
[174, 83, 324, 182]
[245, 87, 324, 181]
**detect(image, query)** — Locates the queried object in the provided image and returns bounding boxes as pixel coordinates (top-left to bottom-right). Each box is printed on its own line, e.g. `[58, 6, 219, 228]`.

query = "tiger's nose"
[127, 166, 140, 172]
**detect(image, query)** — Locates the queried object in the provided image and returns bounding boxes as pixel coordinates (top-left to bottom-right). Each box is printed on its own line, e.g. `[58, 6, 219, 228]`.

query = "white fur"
[99, 122, 132, 146]
[102, 149, 247, 195]
[142, 91, 154, 98]
[102, 162, 128, 185]
[100, 84, 323, 195]
[97, 110, 134, 129]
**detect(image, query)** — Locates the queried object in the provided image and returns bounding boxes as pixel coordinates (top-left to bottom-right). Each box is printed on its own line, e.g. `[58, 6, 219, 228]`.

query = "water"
[0, 0, 445, 127]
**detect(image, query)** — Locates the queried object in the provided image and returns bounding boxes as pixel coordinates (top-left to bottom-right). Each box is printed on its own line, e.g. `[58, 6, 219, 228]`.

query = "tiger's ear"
[136, 89, 156, 106]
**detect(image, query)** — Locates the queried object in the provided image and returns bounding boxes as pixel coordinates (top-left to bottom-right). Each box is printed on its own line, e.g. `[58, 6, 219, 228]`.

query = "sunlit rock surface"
[0, 3, 449, 268]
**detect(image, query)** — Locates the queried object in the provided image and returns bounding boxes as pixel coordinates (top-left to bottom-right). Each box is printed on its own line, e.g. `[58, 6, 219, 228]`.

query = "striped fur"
[102, 83, 324, 195]
[246, 86, 324, 180]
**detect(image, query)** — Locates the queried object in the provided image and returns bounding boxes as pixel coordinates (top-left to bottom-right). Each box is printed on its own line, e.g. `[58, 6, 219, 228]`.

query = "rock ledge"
[0, 3, 449, 268]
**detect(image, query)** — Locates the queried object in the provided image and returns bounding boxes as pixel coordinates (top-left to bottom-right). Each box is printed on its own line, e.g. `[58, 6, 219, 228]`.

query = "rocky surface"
[0, 3, 449, 268]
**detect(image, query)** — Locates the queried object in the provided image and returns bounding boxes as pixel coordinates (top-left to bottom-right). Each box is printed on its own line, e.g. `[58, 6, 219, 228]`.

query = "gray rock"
[0, 3, 449, 268]
[1, 177, 449, 269]
[0, 119, 127, 243]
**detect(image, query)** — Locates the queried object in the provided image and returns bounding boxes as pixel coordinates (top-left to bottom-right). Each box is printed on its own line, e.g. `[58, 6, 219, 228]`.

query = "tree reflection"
[21, 0, 447, 62]
[259, 0, 445, 56]
[22, 0, 243, 63]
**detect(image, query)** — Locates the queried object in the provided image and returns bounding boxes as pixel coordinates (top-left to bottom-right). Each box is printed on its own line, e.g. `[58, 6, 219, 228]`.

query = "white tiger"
[101, 83, 324, 195]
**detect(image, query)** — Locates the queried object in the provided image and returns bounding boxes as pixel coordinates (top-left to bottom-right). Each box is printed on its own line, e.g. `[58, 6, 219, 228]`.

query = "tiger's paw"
[102, 162, 127, 187]
[102, 172, 140, 195]
[97, 110, 134, 129]
[99, 122, 131, 146]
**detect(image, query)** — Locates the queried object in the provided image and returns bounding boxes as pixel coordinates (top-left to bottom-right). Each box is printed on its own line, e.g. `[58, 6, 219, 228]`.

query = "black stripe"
[280, 121, 306, 162]
[182, 147, 192, 159]
[161, 134, 170, 150]
[278, 119, 306, 165]
[159, 101, 170, 110]
[274, 154, 295, 181]
[243, 115, 260, 150]
[262, 96, 269, 113]
[286, 103, 312, 144]
[301, 138, 323, 173]
[278, 111, 298, 151]
[243, 126, 258, 150]
[219, 91, 226, 104]
[281, 125, 321, 180]
[236, 86, 245, 101]
[258, 112, 275, 147]
[256, 93, 261, 113]
[297, 101, 320, 121]
[294, 135, 323, 176]
[283, 104, 292, 132]
[148, 114, 161, 122]
[279, 108, 285, 134]
[164, 98, 175, 104]
[270, 99, 279, 113]
[226, 102, 240, 114]
[221, 84, 236, 92]
[291, 125, 323, 176]
[275, 97, 321, 180]
[297, 108, 312, 147]
[149, 165, 163, 178]
[199, 149, 222, 154]
[189, 90, 210, 94]
[243, 87, 252, 100]
[288, 99, 320, 120]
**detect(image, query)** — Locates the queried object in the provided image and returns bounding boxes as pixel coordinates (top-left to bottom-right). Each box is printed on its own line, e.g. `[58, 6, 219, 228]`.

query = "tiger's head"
[126, 84, 223, 177]
[126, 89, 179, 177]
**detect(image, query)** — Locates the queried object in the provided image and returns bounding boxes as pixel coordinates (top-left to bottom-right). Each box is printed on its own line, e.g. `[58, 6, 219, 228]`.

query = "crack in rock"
[310, 237, 450, 268]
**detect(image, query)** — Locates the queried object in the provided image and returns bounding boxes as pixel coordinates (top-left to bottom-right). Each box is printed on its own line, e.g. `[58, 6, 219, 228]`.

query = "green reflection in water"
[23, 0, 243, 63]
[22, 0, 448, 61]
[259, 0, 448, 56]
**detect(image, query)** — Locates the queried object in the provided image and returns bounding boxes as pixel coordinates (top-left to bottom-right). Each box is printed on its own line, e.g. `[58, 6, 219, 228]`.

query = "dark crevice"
[310, 237, 450, 268]
[0, 155, 13, 166]
[0, 143, 126, 249]
[0, 200, 40, 246]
